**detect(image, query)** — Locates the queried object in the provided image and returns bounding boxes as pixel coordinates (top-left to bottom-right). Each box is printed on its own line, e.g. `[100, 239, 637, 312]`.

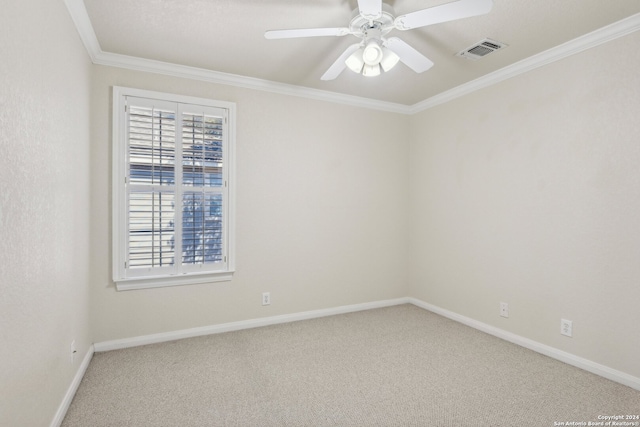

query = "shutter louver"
[182, 113, 223, 188]
[127, 103, 177, 271]
[128, 191, 175, 268]
[128, 107, 176, 185]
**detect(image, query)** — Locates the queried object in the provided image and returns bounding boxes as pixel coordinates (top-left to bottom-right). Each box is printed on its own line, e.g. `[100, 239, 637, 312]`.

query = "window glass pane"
[129, 107, 175, 185]
[182, 192, 223, 264]
[129, 191, 175, 268]
[182, 113, 223, 187]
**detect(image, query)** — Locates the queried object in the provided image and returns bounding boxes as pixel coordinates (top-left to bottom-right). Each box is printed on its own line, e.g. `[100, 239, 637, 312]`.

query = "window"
[113, 87, 235, 290]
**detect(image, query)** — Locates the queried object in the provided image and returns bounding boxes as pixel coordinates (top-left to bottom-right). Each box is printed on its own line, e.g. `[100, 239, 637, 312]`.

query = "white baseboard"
[408, 297, 640, 392]
[56, 296, 639, 427]
[91, 295, 640, 391]
[94, 297, 410, 352]
[50, 344, 95, 427]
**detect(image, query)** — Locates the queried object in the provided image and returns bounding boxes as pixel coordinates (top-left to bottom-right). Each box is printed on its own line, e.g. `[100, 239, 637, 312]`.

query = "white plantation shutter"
[178, 105, 227, 272]
[127, 101, 177, 276]
[128, 191, 175, 269]
[113, 87, 235, 290]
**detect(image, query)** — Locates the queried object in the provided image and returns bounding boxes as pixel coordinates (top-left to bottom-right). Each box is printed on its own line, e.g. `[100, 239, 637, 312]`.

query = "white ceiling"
[81, 0, 640, 106]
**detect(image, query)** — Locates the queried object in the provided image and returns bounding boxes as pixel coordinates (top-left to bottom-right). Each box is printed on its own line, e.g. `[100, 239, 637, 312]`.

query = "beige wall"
[0, 0, 93, 426]
[409, 31, 640, 378]
[90, 66, 411, 342]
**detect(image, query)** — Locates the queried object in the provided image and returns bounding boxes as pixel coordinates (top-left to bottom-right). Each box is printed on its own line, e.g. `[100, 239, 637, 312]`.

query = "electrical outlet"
[561, 319, 572, 337]
[70, 340, 77, 363]
[262, 292, 271, 306]
[499, 302, 509, 318]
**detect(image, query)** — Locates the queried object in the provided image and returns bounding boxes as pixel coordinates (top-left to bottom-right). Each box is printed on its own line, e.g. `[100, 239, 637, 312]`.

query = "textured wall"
[89, 67, 410, 342]
[409, 31, 640, 378]
[0, 0, 93, 426]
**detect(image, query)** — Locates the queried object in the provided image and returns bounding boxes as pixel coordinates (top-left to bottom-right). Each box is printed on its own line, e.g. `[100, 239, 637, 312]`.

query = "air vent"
[457, 38, 507, 60]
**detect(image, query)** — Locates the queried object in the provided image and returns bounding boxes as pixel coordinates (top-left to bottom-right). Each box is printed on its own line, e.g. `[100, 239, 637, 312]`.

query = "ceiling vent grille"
[457, 38, 507, 60]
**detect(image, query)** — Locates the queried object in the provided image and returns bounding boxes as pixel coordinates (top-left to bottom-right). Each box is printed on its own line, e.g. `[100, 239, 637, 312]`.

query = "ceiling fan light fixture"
[345, 48, 365, 73]
[380, 47, 400, 72]
[346, 42, 398, 76]
[362, 40, 383, 65]
[362, 63, 381, 77]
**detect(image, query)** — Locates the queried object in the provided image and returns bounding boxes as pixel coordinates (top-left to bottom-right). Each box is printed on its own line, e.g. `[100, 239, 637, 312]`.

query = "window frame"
[112, 86, 236, 291]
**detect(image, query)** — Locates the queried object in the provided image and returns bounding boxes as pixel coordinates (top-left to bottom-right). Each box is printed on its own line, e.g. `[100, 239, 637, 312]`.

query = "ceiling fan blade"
[265, 27, 350, 39]
[321, 44, 362, 81]
[385, 38, 434, 73]
[394, 0, 493, 30]
[358, 0, 383, 20]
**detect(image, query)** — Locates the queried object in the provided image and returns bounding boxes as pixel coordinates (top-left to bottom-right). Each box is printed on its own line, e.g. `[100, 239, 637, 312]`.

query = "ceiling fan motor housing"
[349, 3, 395, 39]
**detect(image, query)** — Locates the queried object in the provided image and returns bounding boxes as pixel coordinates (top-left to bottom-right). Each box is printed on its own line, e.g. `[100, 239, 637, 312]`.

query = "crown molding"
[64, 0, 640, 116]
[93, 51, 412, 114]
[63, 0, 100, 62]
[409, 12, 640, 114]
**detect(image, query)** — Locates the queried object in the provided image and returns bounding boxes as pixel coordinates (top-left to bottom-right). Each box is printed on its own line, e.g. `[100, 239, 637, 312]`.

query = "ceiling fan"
[264, 0, 493, 80]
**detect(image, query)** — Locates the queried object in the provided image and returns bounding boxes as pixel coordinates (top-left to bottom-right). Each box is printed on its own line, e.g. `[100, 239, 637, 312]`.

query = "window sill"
[115, 270, 235, 291]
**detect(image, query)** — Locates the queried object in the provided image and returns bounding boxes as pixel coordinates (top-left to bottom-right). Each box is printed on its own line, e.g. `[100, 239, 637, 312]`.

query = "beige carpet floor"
[62, 304, 640, 426]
